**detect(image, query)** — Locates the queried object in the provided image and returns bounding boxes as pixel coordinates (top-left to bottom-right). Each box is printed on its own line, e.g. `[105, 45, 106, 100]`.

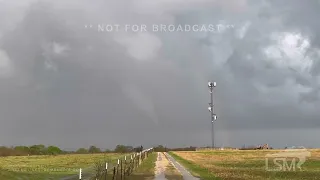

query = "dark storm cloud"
[0, 0, 319, 148]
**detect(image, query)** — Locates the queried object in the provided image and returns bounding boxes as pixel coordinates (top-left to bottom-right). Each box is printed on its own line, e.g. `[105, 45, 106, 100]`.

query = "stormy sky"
[0, 0, 320, 150]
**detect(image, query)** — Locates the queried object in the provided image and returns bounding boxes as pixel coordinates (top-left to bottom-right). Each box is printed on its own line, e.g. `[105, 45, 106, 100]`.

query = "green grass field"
[0, 153, 124, 180]
[171, 149, 320, 180]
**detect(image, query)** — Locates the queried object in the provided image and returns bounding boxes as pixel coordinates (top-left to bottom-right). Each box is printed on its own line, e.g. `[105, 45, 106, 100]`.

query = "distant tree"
[76, 148, 88, 154]
[125, 146, 134, 152]
[0, 146, 13, 156]
[29, 144, 47, 155]
[133, 146, 144, 152]
[133, 146, 140, 152]
[1, 145, 72, 156]
[114, 145, 128, 153]
[14, 146, 30, 153]
[47, 146, 62, 155]
[133, 146, 141, 152]
[169, 146, 196, 151]
[104, 149, 112, 153]
[88, 146, 101, 153]
[61, 150, 71, 154]
[0, 146, 31, 156]
[154, 145, 166, 152]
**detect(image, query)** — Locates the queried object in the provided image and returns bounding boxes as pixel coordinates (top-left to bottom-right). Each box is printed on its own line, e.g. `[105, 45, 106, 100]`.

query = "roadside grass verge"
[168, 152, 221, 180]
[128, 152, 157, 180]
[164, 162, 183, 180]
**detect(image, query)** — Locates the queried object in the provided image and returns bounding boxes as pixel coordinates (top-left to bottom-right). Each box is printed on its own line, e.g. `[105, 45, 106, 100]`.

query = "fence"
[78, 148, 154, 180]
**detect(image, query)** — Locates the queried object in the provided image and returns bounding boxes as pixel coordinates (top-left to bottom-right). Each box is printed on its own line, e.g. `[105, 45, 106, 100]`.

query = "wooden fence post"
[116, 159, 120, 179]
[105, 162, 108, 180]
[124, 156, 126, 179]
[120, 159, 123, 180]
[130, 155, 133, 175]
[113, 167, 116, 180]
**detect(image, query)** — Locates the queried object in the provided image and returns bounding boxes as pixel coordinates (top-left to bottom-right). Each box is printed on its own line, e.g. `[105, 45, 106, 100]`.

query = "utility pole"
[208, 82, 217, 148]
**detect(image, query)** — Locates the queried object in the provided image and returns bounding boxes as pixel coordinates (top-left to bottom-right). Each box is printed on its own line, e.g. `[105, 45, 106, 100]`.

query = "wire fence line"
[60, 148, 154, 180]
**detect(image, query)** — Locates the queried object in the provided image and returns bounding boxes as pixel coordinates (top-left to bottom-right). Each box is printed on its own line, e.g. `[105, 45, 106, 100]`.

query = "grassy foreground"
[163, 153, 183, 180]
[0, 153, 123, 180]
[171, 149, 320, 180]
[128, 152, 157, 180]
[169, 152, 220, 180]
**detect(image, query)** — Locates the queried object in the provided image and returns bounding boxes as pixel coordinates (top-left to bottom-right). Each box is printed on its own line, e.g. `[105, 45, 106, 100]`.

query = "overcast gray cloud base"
[0, 0, 320, 149]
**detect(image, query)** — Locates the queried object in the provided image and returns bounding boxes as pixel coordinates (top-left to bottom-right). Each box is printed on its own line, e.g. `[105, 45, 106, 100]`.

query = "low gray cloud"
[0, 0, 319, 149]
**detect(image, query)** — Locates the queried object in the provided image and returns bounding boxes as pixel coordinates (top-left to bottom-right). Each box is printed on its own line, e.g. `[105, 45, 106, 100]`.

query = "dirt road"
[154, 152, 167, 180]
[154, 152, 198, 180]
[164, 153, 200, 180]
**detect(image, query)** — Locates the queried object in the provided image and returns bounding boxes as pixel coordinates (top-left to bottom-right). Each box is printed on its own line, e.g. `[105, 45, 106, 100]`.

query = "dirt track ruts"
[154, 152, 199, 180]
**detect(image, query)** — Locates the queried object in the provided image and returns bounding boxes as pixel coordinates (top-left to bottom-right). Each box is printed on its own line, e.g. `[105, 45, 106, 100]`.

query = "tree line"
[153, 145, 196, 152]
[0, 144, 198, 157]
[0, 145, 144, 157]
